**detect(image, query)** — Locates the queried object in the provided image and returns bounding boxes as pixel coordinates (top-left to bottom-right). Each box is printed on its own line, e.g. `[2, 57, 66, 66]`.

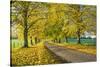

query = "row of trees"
[11, 1, 96, 47]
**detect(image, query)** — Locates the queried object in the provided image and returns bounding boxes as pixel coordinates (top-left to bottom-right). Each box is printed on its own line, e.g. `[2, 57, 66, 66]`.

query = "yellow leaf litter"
[11, 42, 62, 66]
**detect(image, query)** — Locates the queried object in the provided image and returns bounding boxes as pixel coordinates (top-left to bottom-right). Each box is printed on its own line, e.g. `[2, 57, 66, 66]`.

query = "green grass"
[67, 38, 96, 45]
[11, 38, 96, 48]
[11, 39, 23, 48]
[11, 39, 36, 48]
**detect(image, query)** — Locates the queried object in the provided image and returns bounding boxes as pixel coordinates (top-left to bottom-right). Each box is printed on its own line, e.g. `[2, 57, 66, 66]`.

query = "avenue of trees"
[11, 1, 96, 47]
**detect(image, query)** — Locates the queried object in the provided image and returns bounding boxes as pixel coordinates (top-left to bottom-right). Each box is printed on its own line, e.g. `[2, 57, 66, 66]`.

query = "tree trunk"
[35, 37, 37, 44]
[23, 8, 28, 48]
[77, 29, 81, 44]
[77, 37, 81, 44]
[23, 28, 28, 47]
[65, 36, 68, 43]
[58, 38, 61, 43]
[77, 5, 83, 44]
[30, 36, 33, 45]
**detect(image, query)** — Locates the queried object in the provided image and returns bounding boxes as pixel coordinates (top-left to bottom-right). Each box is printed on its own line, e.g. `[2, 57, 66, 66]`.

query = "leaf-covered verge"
[53, 43, 96, 55]
[11, 42, 65, 66]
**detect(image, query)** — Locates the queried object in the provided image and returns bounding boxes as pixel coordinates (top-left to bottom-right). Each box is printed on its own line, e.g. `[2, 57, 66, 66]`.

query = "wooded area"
[11, 1, 96, 66]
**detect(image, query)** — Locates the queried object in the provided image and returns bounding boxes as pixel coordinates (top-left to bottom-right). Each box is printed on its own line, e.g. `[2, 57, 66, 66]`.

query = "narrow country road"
[44, 42, 96, 63]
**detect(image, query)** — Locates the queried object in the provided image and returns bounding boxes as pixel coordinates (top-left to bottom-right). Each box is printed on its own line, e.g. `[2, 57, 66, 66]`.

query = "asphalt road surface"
[45, 42, 96, 63]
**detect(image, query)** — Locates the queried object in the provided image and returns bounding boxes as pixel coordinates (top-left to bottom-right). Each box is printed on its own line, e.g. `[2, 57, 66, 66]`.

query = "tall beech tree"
[11, 1, 47, 47]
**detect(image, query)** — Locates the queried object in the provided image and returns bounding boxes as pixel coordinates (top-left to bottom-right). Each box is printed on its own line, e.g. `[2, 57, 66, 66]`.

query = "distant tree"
[67, 5, 96, 44]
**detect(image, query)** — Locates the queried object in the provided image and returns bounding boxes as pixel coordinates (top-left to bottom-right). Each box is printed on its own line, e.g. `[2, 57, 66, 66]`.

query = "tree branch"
[27, 18, 47, 30]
